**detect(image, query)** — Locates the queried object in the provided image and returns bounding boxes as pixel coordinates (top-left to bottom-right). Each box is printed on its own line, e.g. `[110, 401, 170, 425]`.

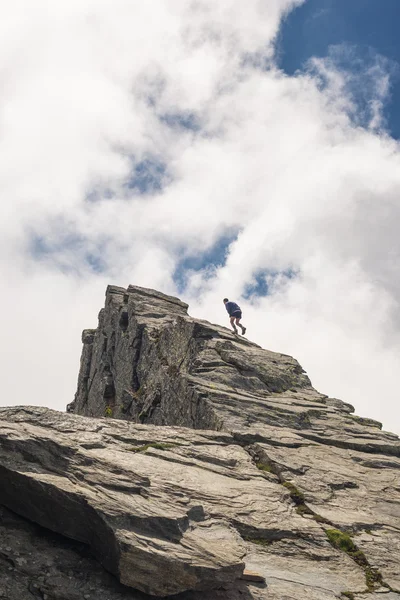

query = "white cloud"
[1, 0, 400, 435]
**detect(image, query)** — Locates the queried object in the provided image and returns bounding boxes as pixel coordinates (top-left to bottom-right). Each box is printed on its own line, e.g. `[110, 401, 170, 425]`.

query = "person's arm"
[225, 302, 233, 316]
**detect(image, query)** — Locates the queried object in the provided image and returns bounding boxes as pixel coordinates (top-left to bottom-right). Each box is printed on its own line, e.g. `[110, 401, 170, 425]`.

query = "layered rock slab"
[0, 407, 247, 596]
[68, 284, 400, 596]
[0, 406, 372, 600]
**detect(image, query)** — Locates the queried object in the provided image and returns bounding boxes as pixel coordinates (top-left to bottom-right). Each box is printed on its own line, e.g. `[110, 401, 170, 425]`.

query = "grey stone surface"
[0, 407, 369, 600]
[69, 285, 317, 426]
[1, 284, 400, 598]
[0, 505, 148, 600]
[356, 594, 400, 599]
[68, 284, 400, 596]
[0, 407, 249, 596]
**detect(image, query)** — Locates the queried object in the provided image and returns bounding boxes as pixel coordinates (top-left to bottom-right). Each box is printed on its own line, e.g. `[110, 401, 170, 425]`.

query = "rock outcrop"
[1, 284, 399, 600]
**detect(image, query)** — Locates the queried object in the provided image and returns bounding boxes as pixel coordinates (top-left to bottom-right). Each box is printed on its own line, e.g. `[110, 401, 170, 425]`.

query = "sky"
[1, 0, 400, 435]
[279, 0, 400, 138]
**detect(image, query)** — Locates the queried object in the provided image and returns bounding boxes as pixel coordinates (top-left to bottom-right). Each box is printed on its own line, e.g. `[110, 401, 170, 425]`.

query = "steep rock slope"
[0, 284, 399, 599]
[69, 285, 400, 596]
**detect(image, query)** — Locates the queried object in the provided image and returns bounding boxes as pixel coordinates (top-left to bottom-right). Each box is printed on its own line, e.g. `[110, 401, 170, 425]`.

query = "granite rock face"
[0, 284, 399, 599]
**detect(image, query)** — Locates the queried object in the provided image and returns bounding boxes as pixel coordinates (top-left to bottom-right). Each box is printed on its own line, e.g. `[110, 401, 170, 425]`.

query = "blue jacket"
[225, 301, 241, 316]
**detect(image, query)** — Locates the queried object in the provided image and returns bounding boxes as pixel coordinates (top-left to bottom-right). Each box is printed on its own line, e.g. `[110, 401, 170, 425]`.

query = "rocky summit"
[0, 285, 399, 600]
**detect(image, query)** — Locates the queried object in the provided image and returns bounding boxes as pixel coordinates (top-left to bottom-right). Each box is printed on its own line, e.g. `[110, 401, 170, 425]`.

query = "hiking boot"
[241, 327, 246, 335]
[233, 328, 238, 335]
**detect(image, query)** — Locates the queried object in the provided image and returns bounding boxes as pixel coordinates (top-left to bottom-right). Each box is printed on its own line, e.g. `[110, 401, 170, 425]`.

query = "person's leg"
[230, 316, 238, 333]
[235, 318, 246, 335]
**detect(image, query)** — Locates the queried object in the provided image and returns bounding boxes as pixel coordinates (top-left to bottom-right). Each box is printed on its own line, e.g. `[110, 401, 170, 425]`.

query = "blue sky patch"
[243, 269, 298, 300]
[85, 157, 169, 202]
[125, 157, 168, 194]
[85, 187, 115, 204]
[306, 45, 396, 130]
[84, 252, 105, 274]
[160, 112, 200, 132]
[173, 232, 238, 293]
[278, 0, 400, 138]
[243, 270, 270, 299]
[29, 229, 107, 275]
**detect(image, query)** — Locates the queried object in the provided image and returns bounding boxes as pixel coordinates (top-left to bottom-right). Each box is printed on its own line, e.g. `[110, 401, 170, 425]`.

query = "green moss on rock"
[365, 566, 383, 590]
[296, 504, 314, 516]
[256, 462, 272, 473]
[244, 537, 272, 547]
[282, 481, 305, 505]
[326, 529, 383, 591]
[326, 529, 358, 554]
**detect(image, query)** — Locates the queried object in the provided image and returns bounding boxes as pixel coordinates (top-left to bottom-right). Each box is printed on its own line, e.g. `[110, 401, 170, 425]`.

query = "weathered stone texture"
[0, 505, 148, 600]
[68, 284, 314, 426]
[0, 284, 399, 599]
[0, 406, 382, 600]
[0, 407, 250, 596]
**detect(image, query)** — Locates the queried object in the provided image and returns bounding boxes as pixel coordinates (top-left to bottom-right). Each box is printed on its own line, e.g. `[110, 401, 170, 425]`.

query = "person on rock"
[223, 298, 246, 335]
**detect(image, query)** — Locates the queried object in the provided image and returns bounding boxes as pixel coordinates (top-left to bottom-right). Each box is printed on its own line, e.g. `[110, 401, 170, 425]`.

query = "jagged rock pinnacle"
[69, 284, 315, 429]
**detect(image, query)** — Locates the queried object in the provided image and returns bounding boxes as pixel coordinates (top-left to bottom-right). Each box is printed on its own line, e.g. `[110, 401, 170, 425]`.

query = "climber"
[223, 298, 246, 335]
